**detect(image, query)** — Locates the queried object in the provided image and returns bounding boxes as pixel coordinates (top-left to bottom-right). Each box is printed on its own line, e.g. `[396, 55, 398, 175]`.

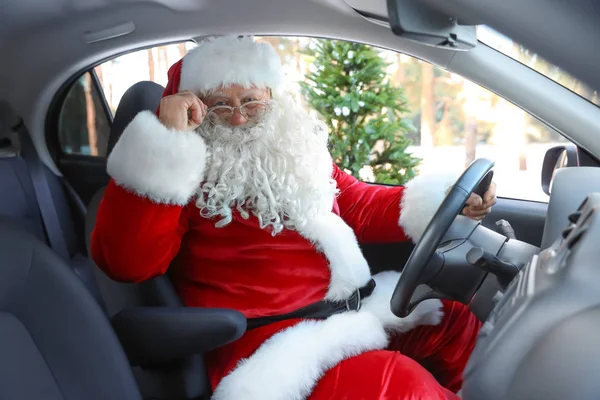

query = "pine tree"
[300, 40, 420, 185]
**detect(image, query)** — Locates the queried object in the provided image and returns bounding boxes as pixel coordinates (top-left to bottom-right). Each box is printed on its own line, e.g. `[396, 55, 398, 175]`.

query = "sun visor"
[386, 0, 477, 50]
[343, 0, 477, 51]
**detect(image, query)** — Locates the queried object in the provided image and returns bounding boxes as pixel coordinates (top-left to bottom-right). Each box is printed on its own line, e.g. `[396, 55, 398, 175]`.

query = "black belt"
[246, 279, 376, 330]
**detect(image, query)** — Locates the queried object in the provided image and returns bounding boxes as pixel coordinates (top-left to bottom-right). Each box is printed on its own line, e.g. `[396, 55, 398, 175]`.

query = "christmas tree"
[300, 40, 420, 185]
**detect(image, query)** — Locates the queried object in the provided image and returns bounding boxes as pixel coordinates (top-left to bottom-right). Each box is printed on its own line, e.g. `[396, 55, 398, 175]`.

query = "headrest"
[107, 81, 165, 156]
[0, 100, 22, 157]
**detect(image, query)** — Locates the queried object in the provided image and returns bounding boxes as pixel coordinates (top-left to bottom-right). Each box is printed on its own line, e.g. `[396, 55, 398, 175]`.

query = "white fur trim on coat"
[212, 312, 388, 400]
[299, 212, 372, 301]
[107, 110, 207, 205]
[398, 172, 461, 243]
[212, 272, 444, 400]
[362, 271, 444, 333]
[179, 35, 283, 95]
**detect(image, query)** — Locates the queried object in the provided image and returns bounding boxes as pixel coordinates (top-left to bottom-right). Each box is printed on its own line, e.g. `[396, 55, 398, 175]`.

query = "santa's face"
[195, 90, 338, 235]
[201, 84, 271, 127]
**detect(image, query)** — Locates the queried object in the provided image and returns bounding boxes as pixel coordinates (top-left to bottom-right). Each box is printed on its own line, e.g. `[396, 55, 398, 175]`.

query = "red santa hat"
[159, 35, 283, 102]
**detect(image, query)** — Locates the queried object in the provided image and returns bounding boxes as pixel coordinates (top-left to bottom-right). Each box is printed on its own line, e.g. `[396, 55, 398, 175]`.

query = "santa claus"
[91, 35, 496, 399]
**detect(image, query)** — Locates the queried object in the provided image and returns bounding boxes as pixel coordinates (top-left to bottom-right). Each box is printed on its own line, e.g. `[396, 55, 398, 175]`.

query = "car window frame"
[49, 69, 113, 161]
[91, 68, 114, 127]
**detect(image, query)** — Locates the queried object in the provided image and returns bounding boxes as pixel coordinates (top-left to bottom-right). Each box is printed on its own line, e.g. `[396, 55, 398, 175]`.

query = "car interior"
[1, 0, 600, 399]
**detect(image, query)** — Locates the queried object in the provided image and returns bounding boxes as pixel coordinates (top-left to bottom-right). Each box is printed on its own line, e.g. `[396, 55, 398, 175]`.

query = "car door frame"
[46, 68, 113, 205]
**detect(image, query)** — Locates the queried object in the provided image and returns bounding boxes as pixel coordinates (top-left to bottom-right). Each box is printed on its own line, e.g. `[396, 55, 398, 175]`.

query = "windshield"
[477, 26, 599, 107]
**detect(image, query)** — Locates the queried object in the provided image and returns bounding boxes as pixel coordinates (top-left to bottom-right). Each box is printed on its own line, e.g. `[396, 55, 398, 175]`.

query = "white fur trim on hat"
[398, 172, 461, 243]
[107, 110, 207, 205]
[179, 35, 283, 95]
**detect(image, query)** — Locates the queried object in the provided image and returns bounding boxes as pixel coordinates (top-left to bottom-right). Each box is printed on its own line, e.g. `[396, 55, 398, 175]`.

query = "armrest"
[111, 307, 247, 367]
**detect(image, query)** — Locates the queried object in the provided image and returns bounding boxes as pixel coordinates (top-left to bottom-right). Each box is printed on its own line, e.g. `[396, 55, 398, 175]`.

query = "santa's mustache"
[197, 104, 276, 145]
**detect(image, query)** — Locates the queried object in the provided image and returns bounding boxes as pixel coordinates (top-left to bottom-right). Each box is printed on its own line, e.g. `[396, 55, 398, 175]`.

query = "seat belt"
[13, 122, 109, 312]
[15, 122, 71, 261]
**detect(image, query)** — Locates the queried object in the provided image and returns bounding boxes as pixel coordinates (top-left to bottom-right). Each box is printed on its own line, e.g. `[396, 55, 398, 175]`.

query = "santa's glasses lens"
[208, 101, 267, 120]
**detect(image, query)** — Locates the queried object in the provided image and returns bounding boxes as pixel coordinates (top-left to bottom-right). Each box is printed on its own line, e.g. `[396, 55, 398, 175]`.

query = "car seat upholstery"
[85, 80, 166, 264]
[0, 101, 105, 308]
[0, 137, 46, 241]
[85, 81, 167, 318]
[0, 215, 142, 400]
[0, 102, 78, 249]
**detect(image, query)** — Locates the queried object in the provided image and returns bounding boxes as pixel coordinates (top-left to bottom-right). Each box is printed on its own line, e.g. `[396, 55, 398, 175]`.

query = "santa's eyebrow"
[240, 89, 267, 98]
[205, 89, 266, 102]
[208, 91, 230, 99]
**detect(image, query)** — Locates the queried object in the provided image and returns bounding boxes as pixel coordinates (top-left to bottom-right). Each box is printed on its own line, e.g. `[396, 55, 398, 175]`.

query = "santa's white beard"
[195, 93, 338, 235]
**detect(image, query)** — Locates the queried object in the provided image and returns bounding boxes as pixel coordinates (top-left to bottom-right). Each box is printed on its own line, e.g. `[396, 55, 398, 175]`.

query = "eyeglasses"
[206, 100, 268, 120]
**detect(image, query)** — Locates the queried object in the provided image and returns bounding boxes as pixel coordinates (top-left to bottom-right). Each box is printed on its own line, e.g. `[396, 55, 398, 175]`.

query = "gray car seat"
[0, 215, 142, 400]
[0, 101, 105, 308]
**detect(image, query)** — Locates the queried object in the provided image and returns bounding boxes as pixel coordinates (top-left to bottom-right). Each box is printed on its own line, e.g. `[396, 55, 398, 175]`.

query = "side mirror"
[541, 145, 578, 195]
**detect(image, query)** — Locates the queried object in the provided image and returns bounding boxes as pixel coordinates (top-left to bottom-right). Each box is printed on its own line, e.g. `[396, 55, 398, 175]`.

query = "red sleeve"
[90, 109, 207, 282]
[90, 180, 189, 282]
[332, 164, 410, 244]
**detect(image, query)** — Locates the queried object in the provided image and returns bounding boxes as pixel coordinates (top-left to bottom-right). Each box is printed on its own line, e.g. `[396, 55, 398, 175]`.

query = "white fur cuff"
[107, 110, 207, 205]
[398, 172, 460, 243]
[362, 271, 444, 333]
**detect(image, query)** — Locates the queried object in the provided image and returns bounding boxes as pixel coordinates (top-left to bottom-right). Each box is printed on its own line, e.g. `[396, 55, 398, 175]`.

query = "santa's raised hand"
[158, 90, 207, 131]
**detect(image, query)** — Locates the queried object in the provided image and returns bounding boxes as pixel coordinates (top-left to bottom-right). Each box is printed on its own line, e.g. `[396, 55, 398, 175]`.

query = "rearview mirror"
[386, 0, 477, 50]
[541, 145, 578, 195]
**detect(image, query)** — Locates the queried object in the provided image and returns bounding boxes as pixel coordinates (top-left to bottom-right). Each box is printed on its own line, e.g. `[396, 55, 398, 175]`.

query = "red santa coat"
[91, 109, 466, 399]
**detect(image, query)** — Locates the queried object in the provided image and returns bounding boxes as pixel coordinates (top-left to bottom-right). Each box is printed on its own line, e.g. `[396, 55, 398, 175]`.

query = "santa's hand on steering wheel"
[463, 183, 497, 221]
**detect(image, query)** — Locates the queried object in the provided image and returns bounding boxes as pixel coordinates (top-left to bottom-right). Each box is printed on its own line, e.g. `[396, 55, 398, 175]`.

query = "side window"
[262, 36, 572, 202]
[94, 42, 196, 116]
[57, 41, 196, 157]
[58, 72, 111, 157]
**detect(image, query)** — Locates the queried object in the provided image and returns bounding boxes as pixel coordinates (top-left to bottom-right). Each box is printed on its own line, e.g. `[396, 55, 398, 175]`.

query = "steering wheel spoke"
[407, 284, 451, 314]
[391, 158, 495, 318]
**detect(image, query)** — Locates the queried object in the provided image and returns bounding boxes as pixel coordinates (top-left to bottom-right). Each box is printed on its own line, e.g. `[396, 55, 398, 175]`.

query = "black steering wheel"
[391, 158, 495, 318]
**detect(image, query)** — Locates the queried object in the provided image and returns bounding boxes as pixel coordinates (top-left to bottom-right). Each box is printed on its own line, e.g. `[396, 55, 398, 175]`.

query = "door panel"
[481, 197, 547, 247]
[59, 157, 109, 205]
[361, 241, 415, 275]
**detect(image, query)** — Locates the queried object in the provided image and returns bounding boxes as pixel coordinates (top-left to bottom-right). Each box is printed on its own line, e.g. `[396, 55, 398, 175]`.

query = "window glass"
[477, 26, 599, 107]
[258, 36, 571, 202]
[94, 42, 197, 115]
[58, 72, 110, 156]
[57, 41, 196, 157]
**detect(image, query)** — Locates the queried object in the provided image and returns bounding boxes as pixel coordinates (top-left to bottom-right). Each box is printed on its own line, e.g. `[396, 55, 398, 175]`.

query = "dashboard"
[462, 168, 600, 400]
